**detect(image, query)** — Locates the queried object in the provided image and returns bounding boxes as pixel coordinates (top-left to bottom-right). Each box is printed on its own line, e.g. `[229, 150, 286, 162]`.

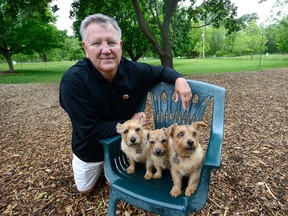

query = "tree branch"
[131, 0, 163, 54]
[149, 0, 162, 29]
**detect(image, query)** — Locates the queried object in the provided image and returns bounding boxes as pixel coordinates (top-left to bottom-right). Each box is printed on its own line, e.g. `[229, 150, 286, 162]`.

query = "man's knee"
[72, 154, 104, 194]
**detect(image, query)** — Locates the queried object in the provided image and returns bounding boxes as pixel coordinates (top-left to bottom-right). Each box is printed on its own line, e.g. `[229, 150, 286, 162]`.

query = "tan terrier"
[116, 117, 149, 174]
[168, 121, 207, 197]
[145, 128, 171, 180]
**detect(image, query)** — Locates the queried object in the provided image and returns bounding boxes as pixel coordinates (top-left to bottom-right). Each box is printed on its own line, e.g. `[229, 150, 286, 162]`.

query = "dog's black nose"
[130, 137, 136, 143]
[155, 149, 162, 156]
[187, 139, 194, 147]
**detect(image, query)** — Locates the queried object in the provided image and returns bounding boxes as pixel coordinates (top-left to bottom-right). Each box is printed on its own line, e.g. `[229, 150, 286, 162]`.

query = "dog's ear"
[147, 131, 150, 140]
[162, 127, 167, 136]
[167, 123, 177, 137]
[116, 122, 123, 134]
[162, 127, 170, 137]
[192, 121, 207, 131]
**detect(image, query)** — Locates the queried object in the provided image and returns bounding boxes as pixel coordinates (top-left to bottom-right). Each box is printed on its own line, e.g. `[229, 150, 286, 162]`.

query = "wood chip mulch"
[0, 68, 287, 215]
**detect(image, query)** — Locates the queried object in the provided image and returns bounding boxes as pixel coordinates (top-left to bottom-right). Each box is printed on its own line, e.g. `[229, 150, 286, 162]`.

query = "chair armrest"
[189, 130, 224, 211]
[100, 135, 121, 148]
[203, 83, 225, 169]
[203, 132, 223, 169]
[99, 135, 122, 184]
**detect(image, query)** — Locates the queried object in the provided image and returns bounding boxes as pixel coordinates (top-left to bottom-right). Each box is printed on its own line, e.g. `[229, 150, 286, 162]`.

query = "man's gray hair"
[80, 14, 122, 41]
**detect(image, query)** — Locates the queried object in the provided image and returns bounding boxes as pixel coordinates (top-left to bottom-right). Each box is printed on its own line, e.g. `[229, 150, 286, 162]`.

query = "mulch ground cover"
[0, 69, 287, 215]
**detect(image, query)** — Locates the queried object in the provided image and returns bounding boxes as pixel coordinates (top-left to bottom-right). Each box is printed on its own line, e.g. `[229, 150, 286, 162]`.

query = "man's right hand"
[131, 112, 147, 125]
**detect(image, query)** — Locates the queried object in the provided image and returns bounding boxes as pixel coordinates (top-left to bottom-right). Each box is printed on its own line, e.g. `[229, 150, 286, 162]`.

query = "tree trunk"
[159, 51, 173, 68]
[259, 52, 262, 67]
[7, 58, 14, 73]
[131, 0, 178, 68]
[40, 53, 48, 62]
[1, 44, 15, 73]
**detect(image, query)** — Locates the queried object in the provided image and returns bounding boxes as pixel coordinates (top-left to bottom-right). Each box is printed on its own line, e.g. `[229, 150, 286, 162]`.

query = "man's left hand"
[174, 77, 192, 109]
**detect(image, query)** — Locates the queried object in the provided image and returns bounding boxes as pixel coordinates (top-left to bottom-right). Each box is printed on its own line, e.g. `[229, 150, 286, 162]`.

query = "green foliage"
[56, 37, 84, 61]
[276, 16, 288, 52]
[208, 27, 226, 55]
[70, 0, 239, 67]
[0, 0, 65, 72]
[171, 6, 194, 57]
[1, 0, 285, 72]
[0, 0, 57, 23]
[15, 20, 66, 62]
[70, 0, 151, 61]
[265, 24, 278, 53]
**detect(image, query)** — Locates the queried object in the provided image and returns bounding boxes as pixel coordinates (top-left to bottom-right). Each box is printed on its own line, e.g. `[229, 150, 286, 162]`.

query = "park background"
[1, 0, 288, 75]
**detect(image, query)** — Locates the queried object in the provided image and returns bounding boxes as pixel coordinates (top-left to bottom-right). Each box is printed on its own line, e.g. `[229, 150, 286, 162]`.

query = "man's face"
[82, 23, 122, 76]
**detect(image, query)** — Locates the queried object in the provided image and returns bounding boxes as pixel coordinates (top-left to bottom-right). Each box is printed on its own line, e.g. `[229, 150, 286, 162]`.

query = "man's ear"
[82, 41, 89, 57]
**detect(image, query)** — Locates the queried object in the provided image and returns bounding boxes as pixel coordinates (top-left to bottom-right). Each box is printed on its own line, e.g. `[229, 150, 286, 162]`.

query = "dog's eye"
[178, 132, 184, 137]
[135, 128, 141, 132]
[124, 129, 129, 134]
[150, 141, 155, 145]
[192, 131, 197, 137]
[161, 139, 167, 144]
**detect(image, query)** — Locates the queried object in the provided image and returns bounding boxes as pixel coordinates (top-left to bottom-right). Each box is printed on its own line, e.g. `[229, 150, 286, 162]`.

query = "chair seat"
[109, 171, 190, 216]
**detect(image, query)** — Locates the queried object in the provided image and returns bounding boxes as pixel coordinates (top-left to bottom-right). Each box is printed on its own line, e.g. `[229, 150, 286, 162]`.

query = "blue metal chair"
[100, 80, 226, 215]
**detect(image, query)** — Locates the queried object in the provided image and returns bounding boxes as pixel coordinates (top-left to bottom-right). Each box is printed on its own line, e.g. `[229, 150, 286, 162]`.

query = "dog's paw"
[153, 172, 162, 179]
[144, 172, 153, 180]
[185, 185, 197, 197]
[126, 166, 135, 174]
[170, 186, 181, 197]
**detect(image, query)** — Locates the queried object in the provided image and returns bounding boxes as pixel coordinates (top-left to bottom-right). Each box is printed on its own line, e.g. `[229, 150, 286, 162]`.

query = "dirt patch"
[0, 69, 287, 215]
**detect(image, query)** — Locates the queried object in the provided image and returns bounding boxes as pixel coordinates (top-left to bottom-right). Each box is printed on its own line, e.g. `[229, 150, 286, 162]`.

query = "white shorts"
[72, 154, 104, 192]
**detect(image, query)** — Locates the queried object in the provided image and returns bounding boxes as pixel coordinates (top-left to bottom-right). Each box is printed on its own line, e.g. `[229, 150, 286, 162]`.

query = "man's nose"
[100, 43, 111, 53]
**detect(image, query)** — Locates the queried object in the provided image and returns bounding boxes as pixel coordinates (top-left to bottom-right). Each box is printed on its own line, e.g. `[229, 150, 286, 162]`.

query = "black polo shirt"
[59, 57, 182, 162]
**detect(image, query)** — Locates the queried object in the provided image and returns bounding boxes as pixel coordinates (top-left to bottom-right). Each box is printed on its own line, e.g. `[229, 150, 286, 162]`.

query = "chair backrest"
[149, 80, 224, 128]
[102, 79, 226, 214]
[149, 80, 226, 212]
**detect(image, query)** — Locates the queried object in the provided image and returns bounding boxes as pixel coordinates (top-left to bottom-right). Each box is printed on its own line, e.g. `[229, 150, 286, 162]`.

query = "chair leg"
[107, 187, 118, 216]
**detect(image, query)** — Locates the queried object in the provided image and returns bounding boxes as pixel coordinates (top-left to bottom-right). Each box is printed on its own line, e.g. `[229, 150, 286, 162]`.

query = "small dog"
[168, 121, 207, 197]
[145, 128, 170, 180]
[116, 117, 149, 174]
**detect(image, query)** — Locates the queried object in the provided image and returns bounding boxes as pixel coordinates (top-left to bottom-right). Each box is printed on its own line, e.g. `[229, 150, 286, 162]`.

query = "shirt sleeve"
[122, 58, 183, 90]
[155, 65, 183, 83]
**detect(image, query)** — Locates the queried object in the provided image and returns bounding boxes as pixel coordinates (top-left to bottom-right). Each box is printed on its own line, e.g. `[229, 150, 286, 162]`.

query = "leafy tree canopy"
[70, 0, 239, 68]
[276, 16, 288, 52]
[0, 0, 65, 72]
[70, 0, 152, 61]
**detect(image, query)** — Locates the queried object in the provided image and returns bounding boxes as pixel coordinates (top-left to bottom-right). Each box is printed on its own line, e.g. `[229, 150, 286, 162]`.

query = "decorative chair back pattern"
[150, 81, 212, 129]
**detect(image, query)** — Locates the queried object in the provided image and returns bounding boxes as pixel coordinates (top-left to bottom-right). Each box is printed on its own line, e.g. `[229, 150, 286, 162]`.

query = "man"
[59, 13, 192, 195]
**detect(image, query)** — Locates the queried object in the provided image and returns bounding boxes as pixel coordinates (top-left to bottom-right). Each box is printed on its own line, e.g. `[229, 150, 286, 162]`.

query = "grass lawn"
[0, 54, 287, 84]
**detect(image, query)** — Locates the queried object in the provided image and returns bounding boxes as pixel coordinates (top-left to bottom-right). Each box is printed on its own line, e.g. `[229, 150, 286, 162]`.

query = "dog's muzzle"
[130, 136, 136, 143]
[153, 148, 163, 156]
[186, 139, 195, 151]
